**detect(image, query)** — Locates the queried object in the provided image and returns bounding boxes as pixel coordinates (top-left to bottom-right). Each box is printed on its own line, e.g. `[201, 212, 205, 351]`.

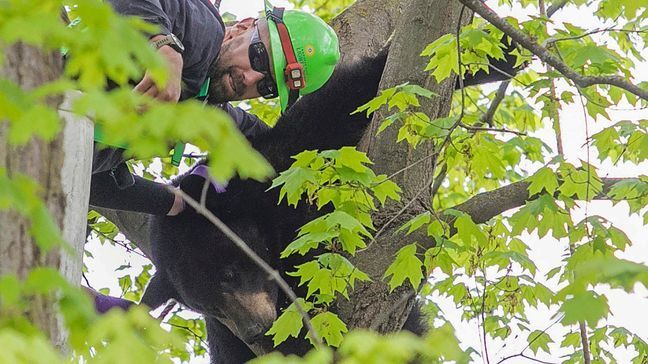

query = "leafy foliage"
[1, 0, 647, 363]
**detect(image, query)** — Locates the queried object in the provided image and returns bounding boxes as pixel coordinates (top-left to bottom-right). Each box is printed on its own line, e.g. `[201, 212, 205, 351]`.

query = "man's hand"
[134, 36, 183, 103]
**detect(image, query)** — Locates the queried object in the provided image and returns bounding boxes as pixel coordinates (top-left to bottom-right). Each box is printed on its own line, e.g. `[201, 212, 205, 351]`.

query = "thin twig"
[545, 27, 648, 46]
[463, 62, 529, 87]
[384, 152, 438, 182]
[457, 0, 648, 101]
[166, 322, 210, 349]
[539, 0, 592, 359]
[183, 153, 208, 159]
[90, 226, 148, 259]
[480, 266, 490, 364]
[546, 0, 568, 17]
[498, 353, 559, 364]
[538, 0, 564, 156]
[430, 164, 448, 200]
[158, 301, 177, 321]
[172, 188, 323, 348]
[459, 122, 527, 136]
[82, 273, 93, 289]
[496, 314, 564, 364]
[575, 91, 593, 364]
[360, 172, 436, 253]
[480, 81, 510, 127]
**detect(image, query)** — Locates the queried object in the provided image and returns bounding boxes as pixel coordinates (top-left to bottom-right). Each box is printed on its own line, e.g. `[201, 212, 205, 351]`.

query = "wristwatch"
[151, 33, 185, 54]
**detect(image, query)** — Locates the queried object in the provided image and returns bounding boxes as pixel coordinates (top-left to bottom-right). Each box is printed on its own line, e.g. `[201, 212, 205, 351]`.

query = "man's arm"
[106, 0, 183, 102]
[106, 0, 173, 34]
[89, 104, 270, 216]
[220, 103, 272, 139]
[135, 36, 183, 102]
[90, 170, 176, 215]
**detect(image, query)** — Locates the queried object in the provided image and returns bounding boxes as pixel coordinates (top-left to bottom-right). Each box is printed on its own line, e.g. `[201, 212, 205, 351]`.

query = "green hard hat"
[264, 1, 340, 112]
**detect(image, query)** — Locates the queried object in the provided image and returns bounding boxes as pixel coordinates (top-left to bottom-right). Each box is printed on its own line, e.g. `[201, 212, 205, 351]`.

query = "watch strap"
[151, 34, 184, 54]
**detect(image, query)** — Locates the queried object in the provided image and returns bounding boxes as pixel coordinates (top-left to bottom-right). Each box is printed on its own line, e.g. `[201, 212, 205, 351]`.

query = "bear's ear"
[140, 273, 178, 310]
[178, 174, 211, 204]
[177, 165, 227, 212]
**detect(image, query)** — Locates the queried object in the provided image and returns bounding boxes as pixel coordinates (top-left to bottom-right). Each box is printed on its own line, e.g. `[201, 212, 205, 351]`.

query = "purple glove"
[86, 288, 134, 314]
[189, 165, 227, 193]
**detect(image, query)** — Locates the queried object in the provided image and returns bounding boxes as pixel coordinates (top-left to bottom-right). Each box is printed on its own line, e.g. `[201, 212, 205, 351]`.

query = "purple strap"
[190, 165, 227, 193]
[94, 292, 134, 314]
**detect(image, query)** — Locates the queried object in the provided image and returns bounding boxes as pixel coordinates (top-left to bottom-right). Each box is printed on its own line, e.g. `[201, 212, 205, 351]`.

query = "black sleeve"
[105, 0, 172, 35]
[221, 103, 271, 139]
[90, 170, 175, 215]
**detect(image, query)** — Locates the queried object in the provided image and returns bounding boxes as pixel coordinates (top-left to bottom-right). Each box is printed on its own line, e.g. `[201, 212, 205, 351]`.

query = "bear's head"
[143, 172, 280, 348]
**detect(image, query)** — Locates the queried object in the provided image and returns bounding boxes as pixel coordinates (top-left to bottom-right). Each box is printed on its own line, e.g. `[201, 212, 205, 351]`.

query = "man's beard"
[208, 48, 246, 103]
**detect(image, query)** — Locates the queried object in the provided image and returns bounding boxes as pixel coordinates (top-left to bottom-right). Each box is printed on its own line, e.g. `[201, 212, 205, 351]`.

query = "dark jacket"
[91, 0, 270, 215]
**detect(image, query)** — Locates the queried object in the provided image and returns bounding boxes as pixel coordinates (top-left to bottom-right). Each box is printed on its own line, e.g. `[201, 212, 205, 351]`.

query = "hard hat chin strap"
[267, 6, 304, 108]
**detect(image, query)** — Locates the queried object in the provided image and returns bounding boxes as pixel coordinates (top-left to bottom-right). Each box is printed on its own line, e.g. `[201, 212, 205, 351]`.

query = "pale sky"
[84, 1, 647, 363]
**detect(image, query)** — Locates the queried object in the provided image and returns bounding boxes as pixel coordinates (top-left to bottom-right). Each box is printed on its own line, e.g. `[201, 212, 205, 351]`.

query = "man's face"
[208, 17, 276, 103]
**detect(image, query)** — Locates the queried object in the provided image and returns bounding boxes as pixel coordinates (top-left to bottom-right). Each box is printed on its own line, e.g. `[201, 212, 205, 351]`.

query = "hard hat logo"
[305, 45, 316, 57]
[265, 1, 340, 112]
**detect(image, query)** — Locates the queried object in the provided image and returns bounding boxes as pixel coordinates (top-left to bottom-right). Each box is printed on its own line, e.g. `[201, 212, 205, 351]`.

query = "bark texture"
[331, 0, 404, 61]
[336, 0, 473, 332]
[0, 44, 92, 348]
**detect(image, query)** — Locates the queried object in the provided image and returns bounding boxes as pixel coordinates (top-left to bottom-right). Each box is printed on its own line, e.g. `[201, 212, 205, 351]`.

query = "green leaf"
[308, 311, 348, 347]
[383, 243, 424, 291]
[560, 290, 609, 327]
[352, 87, 397, 116]
[0, 275, 22, 306]
[288, 254, 369, 299]
[527, 167, 559, 196]
[398, 212, 432, 235]
[335, 147, 373, 173]
[271, 167, 317, 206]
[574, 256, 648, 292]
[561, 332, 582, 348]
[422, 34, 459, 83]
[557, 162, 603, 200]
[454, 213, 488, 247]
[338, 228, 367, 255]
[372, 175, 401, 205]
[509, 194, 571, 239]
[266, 299, 314, 347]
[527, 330, 554, 355]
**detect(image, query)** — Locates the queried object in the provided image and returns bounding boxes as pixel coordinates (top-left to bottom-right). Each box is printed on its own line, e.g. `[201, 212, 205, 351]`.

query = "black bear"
[142, 50, 395, 362]
[140, 46, 520, 363]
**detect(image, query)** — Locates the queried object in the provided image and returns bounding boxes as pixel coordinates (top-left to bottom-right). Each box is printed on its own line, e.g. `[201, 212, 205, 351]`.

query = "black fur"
[141, 47, 520, 363]
[142, 52, 391, 363]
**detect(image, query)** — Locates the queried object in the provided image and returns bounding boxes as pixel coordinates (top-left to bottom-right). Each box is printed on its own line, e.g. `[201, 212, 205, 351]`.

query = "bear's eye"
[222, 269, 236, 282]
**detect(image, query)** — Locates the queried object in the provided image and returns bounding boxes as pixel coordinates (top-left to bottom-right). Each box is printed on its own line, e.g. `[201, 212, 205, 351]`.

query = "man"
[90, 0, 340, 216]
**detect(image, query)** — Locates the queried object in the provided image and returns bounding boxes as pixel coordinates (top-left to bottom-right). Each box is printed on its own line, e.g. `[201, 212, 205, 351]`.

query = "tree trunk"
[337, 0, 473, 332]
[0, 44, 93, 348]
[332, 0, 405, 61]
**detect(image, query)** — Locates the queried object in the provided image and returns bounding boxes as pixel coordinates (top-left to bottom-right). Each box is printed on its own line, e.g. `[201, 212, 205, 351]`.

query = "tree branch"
[456, 0, 648, 101]
[480, 80, 510, 127]
[410, 177, 638, 250]
[451, 177, 628, 225]
[546, 0, 568, 18]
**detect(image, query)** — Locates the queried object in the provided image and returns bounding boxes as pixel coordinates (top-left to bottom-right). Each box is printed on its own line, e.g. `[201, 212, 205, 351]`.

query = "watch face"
[170, 34, 185, 52]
